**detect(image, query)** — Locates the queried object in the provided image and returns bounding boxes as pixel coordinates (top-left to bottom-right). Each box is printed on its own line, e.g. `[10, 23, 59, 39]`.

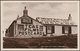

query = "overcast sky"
[1, 1, 79, 36]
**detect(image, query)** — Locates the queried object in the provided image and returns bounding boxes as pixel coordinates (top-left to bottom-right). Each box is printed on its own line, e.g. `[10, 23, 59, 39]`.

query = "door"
[52, 26, 55, 33]
[68, 26, 71, 34]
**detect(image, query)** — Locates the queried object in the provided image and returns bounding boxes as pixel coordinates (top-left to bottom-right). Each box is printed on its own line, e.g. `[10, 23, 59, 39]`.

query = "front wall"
[54, 25, 77, 36]
[72, 26, 77, 34]
[15, 18, 77, 38]
[54, 26, 64, 36]
[32, 19, 46, 36]
[17, 19, 21, 24]
[15, 18, 46, 38]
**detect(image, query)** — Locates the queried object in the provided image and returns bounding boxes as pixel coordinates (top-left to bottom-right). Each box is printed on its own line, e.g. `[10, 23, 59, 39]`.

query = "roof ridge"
[36, 17, 68, 20]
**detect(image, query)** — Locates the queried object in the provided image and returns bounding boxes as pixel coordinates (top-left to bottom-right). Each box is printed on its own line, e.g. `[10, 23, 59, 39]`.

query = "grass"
[3, 34, 77, 48]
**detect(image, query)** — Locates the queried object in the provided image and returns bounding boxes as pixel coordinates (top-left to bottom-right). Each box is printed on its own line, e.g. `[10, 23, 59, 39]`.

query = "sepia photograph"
[1, 1, 79, 50]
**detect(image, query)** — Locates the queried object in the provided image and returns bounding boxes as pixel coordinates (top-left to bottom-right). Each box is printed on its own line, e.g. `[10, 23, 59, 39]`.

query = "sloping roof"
[16, 16, 45, 26]
[36, 17, 74, 25]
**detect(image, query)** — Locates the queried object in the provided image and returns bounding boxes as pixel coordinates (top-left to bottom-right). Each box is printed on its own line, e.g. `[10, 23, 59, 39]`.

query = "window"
[46, 26, 52, 34]
[62, 26, 71, 34]
[19, 32, 24, 35]
[64, 26, 69, 33]
[18, 24, 24, 31]
[46, 26, 55, 34]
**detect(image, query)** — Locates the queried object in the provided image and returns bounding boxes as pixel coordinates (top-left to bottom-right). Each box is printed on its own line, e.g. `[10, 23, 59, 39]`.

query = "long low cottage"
[5, 6, 77, 38]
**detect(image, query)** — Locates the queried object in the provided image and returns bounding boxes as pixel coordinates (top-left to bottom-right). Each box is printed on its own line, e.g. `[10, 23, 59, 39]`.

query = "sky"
[1, 1, 79, 36]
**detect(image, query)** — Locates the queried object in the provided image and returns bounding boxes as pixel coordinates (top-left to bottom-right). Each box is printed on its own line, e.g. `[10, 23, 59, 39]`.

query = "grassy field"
[3, 34, 77, 48]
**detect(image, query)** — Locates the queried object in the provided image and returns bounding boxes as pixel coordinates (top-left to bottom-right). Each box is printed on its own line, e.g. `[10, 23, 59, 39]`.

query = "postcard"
[1, 1, 79, 51]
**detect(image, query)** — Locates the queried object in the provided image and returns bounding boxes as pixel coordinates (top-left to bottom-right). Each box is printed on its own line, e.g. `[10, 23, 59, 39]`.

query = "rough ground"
[3, 34, 77, 48]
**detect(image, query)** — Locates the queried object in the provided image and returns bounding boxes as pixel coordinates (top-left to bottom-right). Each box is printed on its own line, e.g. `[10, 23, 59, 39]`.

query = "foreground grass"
[3, 34, 77, 48]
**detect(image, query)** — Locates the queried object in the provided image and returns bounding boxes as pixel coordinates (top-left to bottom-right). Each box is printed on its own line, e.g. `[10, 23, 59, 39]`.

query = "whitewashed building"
[36, 15, 77, 36]
[5, 6, 77, 38]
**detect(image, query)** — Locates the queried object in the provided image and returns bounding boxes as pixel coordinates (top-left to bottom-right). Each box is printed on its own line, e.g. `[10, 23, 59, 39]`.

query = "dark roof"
[36, 17, 74, 25]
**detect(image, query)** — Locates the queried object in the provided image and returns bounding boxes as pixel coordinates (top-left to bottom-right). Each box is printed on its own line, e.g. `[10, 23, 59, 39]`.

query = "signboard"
[21, 17, 32, 24]
[24, 24, 44, 35]
[18, 24, 45, 36]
